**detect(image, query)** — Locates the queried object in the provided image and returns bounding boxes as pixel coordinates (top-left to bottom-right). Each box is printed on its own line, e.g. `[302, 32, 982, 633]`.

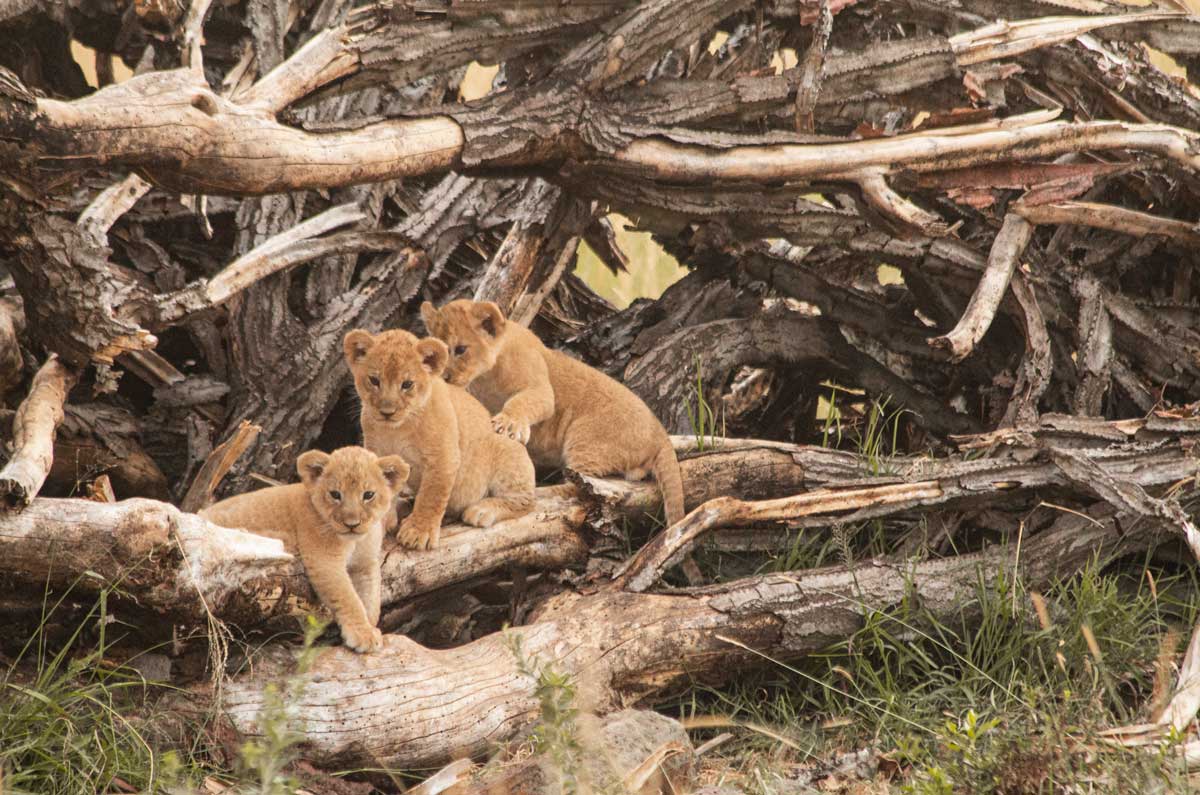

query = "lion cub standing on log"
[344, 328, 536, 550]
[201, 446, 408, 653]
[421, 299, 686, 526]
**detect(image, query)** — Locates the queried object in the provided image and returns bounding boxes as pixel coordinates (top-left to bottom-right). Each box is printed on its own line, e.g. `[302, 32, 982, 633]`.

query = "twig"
[930, 213, 1032, 361]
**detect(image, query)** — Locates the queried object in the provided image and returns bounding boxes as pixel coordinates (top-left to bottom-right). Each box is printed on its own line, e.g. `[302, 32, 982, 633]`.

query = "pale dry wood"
[856, 172, 949, 236]
[930, 213, 1033, 361]
[151, 203, 366, 325]
[614, 120, 1200, 185]
[76, 173, 152, 245]
[206, 501, 1150, 769]
[1014, 200, 1200, 246]
[948, 12, 1187, 65]
[180, 420, 260, 513]
[612, 481, 944, 592]
[0, 491, 587, 630]
[474, 216, 550, 316]
[0, 497, 293, 622]
[233, 25, 359, 113]
[509, 232, 584, 327]
[0, 356, 76, 512]
[8, 69, 464, 195]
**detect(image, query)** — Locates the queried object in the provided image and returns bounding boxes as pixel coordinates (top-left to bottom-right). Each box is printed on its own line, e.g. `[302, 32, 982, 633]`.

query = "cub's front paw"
[398, 516, 439, 550]
[342, 624, 384, 654]
[463, 502, 501, 528]
[492, 412, 531, 444]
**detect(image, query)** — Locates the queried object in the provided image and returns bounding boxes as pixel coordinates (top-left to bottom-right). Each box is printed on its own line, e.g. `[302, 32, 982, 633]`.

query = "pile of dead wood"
[2, 0, 1200, 779]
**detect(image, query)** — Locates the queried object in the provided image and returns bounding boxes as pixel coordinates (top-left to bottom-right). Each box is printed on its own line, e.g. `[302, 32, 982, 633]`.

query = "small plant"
[819, 382, 845, 449]
[684, 353, 724, 451]
[236, 615, 328, 795]
[504, 630, 583, 795]
[0, 583, 191, 795]
[855, 395, 908, 476]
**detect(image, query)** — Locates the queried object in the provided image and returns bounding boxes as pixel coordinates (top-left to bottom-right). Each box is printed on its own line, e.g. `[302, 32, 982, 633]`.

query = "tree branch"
[930, 213, 1032, 361]
[0, 356, 76, 512]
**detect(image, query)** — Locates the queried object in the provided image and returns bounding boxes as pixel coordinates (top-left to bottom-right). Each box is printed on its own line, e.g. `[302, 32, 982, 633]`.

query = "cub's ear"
[343, 329, 374, 365]
[297, 450, 330, 487]
[416, 337, 449, 377]
[419, 301, 440, 334]
[376, 455, 410, 493]
[476, 301, 506, 338]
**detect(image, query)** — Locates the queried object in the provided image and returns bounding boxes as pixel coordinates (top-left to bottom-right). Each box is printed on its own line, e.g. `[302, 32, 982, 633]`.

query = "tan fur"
[344, 327, 536, 550]
[200, 446, 408, 653]
[421, 299, 686, 525]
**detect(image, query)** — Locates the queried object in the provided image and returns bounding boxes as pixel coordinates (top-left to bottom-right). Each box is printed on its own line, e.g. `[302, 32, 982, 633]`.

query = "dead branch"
[930, 213, 1032, 361]
[179, 420, 260, 513]
[1014, 200, 1200, 246]
[0, 356, 76, 511]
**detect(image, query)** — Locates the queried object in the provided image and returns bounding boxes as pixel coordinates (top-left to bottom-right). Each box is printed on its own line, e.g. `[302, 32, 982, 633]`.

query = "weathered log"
[204, 500, 1156, 769]
[0, 355, 76, 511]
[0, 491, 587, 631]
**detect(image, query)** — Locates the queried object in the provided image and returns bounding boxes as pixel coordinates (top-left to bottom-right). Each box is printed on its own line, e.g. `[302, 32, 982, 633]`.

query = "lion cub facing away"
[344, 328, 536, 550]
[421, 299, 685, 526]
[200, 446, 408, 653]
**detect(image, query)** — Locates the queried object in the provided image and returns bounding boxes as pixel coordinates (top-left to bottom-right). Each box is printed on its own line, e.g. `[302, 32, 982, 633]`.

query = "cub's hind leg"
[560, 415, 640, 480]
[462, 437, 536, 528]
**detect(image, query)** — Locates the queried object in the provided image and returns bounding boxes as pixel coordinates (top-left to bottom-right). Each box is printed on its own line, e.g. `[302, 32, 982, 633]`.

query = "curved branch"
[930, 213, 1033, 361]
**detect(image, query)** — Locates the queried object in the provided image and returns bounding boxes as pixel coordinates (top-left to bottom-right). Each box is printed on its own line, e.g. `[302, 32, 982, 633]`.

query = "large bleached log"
[0, 497, 293, 624]
[0, 492, 588, 630]
[206, 501, 1154, 769]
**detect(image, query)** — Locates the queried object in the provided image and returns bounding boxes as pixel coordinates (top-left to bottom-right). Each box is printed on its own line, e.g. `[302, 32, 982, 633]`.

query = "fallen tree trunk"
[0, 491, 587, 632]
[202, 500, 1157, 769]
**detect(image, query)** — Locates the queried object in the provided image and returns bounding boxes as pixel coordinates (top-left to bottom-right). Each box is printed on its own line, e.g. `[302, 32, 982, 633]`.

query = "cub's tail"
[651, 437, 686, 526]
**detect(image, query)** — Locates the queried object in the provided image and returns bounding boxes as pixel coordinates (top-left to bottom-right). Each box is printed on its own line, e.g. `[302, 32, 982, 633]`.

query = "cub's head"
[420, 299, 507, 387]
[297, 446, 409, 536]
[343, 328, 449, 424]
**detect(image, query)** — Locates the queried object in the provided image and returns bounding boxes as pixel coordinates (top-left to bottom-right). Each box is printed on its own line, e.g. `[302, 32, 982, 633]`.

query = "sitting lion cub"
[421, 299, 685, 526]
[344, 328, 536, 550]
[200, 446, 407, 653]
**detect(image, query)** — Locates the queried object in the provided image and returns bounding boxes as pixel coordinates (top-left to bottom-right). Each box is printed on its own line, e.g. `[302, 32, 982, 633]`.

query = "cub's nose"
[378, 407, 396, 418]
[343, 518, 362, 530]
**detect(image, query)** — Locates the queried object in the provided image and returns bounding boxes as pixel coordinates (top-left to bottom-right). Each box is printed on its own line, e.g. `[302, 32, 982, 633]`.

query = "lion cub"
[421, 299, 686, 526]
[200, 446, 407, 653]
[344, 328, 536, 550]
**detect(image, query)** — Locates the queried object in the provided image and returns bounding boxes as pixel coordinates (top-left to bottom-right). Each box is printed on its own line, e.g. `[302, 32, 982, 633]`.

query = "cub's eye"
[329, 490, 342, 502]
[368, 375, 380, 388]
[453, 345, 468, 356]
[401, 380, 414, 391]
[362, 490, 375, 502]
